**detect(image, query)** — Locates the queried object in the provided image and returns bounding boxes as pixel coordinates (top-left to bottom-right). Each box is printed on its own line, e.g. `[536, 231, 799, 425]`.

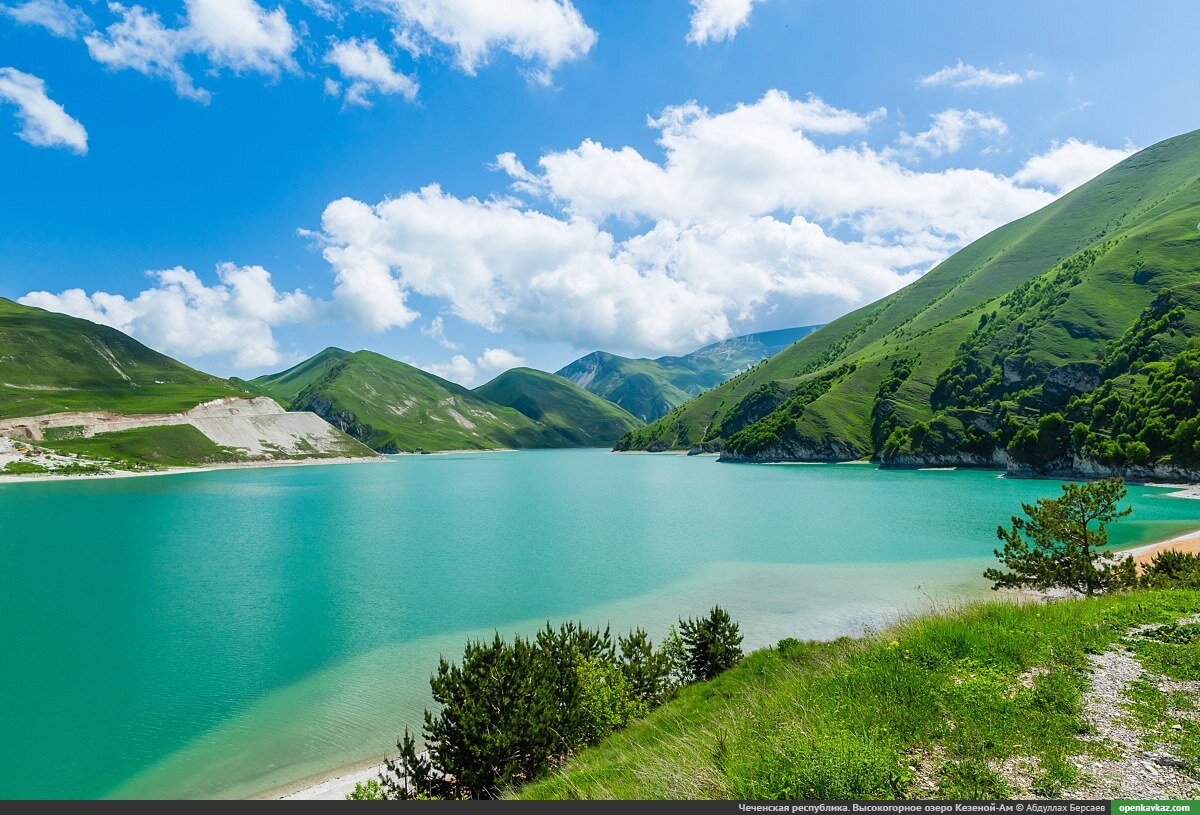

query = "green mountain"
[0, 299, 373, 470]
[616, 129, 1200, 480]
[0, 297, 243, 419]
[253, 350, 571, 453]
[236, 346, 350, 405]
[474, 368, 643, 446]
[556, 325, 821, 422]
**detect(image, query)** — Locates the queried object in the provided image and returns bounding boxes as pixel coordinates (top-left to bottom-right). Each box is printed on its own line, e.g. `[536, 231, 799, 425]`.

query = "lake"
[1, 450, 1197, 799]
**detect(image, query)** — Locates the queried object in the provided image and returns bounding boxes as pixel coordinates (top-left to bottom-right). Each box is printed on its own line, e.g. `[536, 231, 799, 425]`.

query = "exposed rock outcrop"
[883, 448, 1007, 469]
[1008, 453, 1200, 484]
[718, 436, 864, 463]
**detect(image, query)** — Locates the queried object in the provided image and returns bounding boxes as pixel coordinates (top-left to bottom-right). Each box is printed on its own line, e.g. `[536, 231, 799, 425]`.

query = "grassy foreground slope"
[265, 350, 569, 453]
[0, 298, 243, 418]
[474, 368, 644, 446]
[616, 130, 1200, 478]
[557, 326, 820, 422]
[518, 589, 1200, 800]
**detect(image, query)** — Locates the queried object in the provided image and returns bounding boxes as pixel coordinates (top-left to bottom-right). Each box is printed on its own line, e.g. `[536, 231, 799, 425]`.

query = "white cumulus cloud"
[313, 91, 1075, 358]
[686, 0, 761, 45]
[1013, 137, 1137, 193]
[85, 4, 205, 101]
[0, 67, 88, 153]
[325, 37, 418, 106]
[186, 0, 296, 75]
[372, 0, 596, 79]
[1, 0, 90, 37]
[420, 315, 459, 349]
[919, 59, 1042, 89]
[424, 346, 526, 386]
[20, 263, 314, 368]
[85, 0, 298, 103]
[896, 109, 1007, 157]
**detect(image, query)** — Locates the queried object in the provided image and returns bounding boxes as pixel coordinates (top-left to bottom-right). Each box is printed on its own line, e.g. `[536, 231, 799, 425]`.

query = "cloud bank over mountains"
[21, 90, 1137, 376]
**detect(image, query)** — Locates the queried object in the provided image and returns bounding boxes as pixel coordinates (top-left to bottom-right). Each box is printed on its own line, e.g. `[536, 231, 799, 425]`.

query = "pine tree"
[618, 627, 675, 705]
[678, 605, 743, 681]
[379, 727, 442, 800]
[985, 477, 1137, 596]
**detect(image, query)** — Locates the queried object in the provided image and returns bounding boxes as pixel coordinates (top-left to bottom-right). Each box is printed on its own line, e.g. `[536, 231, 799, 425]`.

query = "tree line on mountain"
[885, 279, 1200, 473]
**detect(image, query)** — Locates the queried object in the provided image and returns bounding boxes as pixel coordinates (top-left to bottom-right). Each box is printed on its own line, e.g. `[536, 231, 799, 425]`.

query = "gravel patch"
[1065, 647, 1199, 799]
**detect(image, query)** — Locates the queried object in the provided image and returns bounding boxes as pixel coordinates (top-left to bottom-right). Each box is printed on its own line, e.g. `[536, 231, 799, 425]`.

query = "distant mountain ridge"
[615, 128, 1200, 482]
[474, 367, 643, 447]
[0, 299, 372, 468]
[556, 325, 821, 422]
[251, 349, 572, 453]
[251, 350, 649, 453]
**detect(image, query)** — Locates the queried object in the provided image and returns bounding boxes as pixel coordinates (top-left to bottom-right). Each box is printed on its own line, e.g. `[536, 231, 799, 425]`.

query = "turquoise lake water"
[2, 449, 1199, 799]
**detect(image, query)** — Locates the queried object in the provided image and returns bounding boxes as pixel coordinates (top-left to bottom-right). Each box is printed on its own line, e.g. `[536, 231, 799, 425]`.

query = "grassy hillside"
[557, 325, 820, 422]
[617, 129, 1200, 478]
[261, 350, 570, 453]
[474, 368, 643, 446]
[0, 298, 244, 419]
[244, 347, 350, 404]
[37, 424, 248, 468]
[518, 589, 1200, 800]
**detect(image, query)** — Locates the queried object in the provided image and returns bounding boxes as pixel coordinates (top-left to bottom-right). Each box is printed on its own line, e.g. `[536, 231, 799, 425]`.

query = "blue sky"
[1, 0, 1196, 383]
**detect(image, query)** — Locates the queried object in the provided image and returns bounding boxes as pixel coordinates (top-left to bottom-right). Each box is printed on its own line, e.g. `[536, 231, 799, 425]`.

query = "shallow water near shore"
[2, 449, 1198, 799]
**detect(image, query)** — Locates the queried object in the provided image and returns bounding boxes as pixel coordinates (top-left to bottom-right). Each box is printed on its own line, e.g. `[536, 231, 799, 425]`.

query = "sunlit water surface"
[2, 450, 1197, 798]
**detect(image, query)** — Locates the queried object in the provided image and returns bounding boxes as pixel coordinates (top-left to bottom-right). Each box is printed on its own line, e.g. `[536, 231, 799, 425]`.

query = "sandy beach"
[1119, 529, 1200, 570]
[275, 761, 391, 801]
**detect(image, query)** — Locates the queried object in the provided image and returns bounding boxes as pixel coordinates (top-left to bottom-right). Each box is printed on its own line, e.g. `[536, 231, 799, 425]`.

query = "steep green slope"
[272, 350, 569, 453]
[0, 298, 244, 419]
[517, 590, 1200, 800]
[617, 129, 1200, 479]
[474, 368, 643, 446]
[556, 325, 820, 422]
[242, 346, 350, 404]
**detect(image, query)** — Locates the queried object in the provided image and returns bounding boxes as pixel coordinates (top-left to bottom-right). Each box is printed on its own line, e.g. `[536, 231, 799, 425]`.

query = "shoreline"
[278, 518, 1200, 802]
[7, 454, 1195, 798]
[271, 758, 394, 801]
[0, 454, 388, 486]
[1116, 527, 1200, 568]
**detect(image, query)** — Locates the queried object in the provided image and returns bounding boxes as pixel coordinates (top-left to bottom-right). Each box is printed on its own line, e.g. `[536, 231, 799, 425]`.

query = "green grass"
[2, 459, 111, 475]
[473, 368, 643, 446]
[2, 460, 50, 474]
[619, 129, 1200, 461]
[0, 298, 245, 419]
[1124, 679, 1200, 776]
[1122, 623, 1200, 776]
[38, 424, 248, 468]
[256, 350, 571, 453]
[515, 589, 1200, 800]
[556, 326, 820, 423]
[245, 347, 350, 404]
